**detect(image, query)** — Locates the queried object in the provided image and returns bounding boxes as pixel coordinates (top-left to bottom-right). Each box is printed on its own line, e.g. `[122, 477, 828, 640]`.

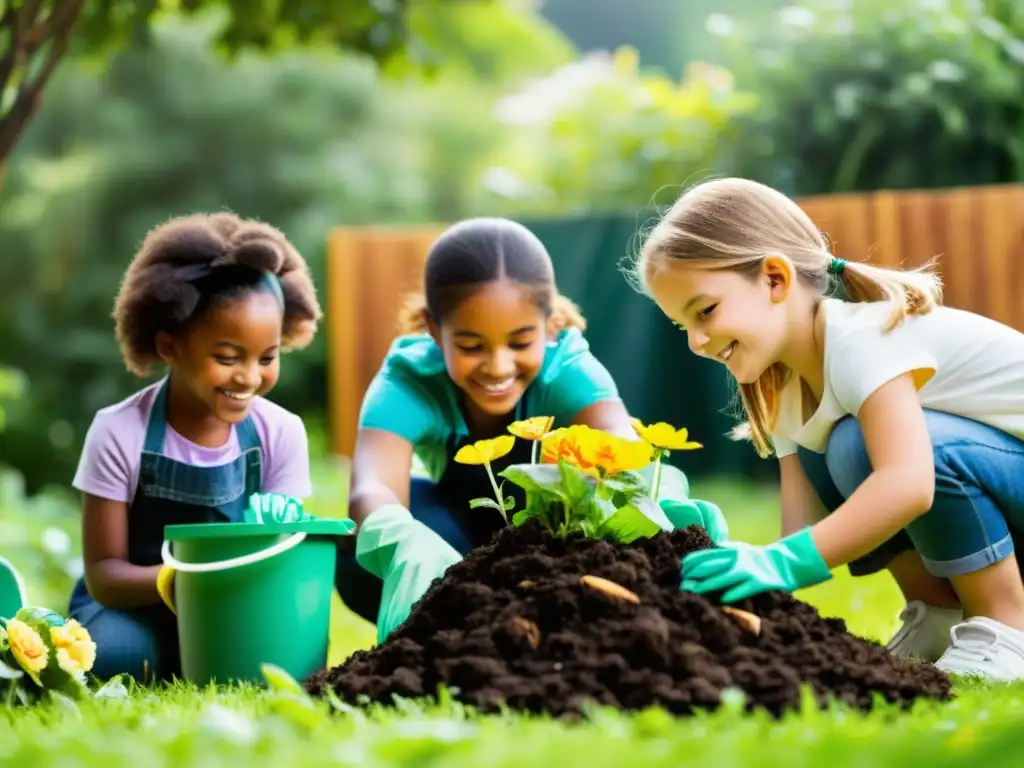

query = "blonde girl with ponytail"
[635, 177, 1024, 682]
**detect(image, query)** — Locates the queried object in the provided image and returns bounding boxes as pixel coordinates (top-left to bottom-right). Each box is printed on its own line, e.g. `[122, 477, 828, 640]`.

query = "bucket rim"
[165, 519, 355, 542]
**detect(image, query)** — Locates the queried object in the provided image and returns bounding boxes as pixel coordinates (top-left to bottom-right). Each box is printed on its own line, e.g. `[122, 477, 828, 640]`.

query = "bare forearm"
[348, 485, 404, 528]
[85, 560, 162, 608]
[809, 468, 932, 568]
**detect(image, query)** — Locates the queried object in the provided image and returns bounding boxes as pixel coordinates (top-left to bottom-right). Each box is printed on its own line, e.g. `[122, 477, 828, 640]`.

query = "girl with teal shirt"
[337, 217, 727, 641]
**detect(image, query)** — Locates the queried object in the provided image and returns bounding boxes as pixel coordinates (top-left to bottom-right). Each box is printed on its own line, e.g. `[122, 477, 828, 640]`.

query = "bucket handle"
[160, 531, 307, 573]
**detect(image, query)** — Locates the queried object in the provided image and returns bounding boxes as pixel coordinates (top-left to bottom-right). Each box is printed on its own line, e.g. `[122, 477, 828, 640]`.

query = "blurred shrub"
[482, 48, 758, 214]
[0, 11, 557, 492]
[715, 0, 1024, 194]
[0, 467, 81, 612]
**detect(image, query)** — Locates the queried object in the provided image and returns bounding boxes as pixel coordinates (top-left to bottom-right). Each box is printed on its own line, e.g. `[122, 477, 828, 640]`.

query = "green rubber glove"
[660, 499, 729, 545]
[245, 492, 316, 523]
[355, 505, 461, 643]
[680, 527, 832, 603]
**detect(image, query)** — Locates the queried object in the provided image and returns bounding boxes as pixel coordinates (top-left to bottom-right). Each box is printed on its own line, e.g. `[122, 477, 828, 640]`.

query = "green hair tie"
[827, 257, 847, 276]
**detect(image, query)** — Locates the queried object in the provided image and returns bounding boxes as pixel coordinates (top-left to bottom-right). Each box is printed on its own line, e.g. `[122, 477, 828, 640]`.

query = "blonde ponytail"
[837, 257, 943, 331]
[547, 293, 588, 336]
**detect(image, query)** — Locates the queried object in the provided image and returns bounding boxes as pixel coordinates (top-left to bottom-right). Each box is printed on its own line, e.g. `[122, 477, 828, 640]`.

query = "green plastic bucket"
[162, 519, 354, 687]
[0, 555, 27, 620]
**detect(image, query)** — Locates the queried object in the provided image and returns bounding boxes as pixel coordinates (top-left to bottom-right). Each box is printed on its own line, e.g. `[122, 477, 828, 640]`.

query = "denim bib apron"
[68, 378, 263, 682]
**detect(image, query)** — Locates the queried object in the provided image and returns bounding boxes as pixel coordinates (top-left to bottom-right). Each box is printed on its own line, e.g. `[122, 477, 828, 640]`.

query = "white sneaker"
[886, 600, 963, 662]
[934, 617, 1024, 682]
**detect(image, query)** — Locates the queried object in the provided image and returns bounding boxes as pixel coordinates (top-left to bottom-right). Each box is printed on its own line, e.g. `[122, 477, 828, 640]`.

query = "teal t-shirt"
[358, 327, 620, 482]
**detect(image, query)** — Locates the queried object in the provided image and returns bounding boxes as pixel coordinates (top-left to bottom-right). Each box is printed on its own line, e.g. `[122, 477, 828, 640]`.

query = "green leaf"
[14, 607, 65, 631]
[601, 470, 649, 496]
[469, 497, 503, 511]
[0, 658, 23, 680]
[498, 463, 567, 500]
[503, 496, 515, 511]
[261, 663, 307, 696]
[94, 675, 129, 699]
[48, 689, 83, 719]
[557, 460, 598, 507]
[599, 504, 663, 544]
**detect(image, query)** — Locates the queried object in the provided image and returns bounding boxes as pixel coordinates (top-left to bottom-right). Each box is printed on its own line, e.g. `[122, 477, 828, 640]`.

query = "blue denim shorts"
[799, 410, 1024, 578]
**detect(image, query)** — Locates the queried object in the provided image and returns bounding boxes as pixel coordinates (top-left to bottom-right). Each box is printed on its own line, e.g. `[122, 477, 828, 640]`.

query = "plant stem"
[484, 462, 508, 525]
[650, 451, 664, 500]
[531, 440, 538, 464]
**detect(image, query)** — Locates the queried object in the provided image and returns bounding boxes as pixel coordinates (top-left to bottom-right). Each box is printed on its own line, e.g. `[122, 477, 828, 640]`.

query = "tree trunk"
[0, 0, 86, 168]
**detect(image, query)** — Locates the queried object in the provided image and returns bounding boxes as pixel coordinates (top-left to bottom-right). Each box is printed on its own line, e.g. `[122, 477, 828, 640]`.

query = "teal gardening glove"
[245, 492, 319, 523]
[649, 462, 730, 545]
[660, 499, 729, 545]
[356, 505, 461, 643]
[680, 527, 832, 603]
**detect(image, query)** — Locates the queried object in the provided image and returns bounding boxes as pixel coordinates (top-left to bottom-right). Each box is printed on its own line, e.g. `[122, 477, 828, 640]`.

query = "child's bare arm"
[348, 428, 414, 528]
[779, 454, 826, 537]
[82, 494, 161, 608]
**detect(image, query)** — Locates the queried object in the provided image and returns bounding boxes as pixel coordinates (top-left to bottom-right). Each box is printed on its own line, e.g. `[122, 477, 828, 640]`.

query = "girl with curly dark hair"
[68, 212, 321, 683]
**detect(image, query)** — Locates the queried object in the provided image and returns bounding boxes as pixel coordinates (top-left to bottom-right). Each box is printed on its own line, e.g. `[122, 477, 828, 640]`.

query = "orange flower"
[540, 426, 599, 477]
[508, 416, 555, 441]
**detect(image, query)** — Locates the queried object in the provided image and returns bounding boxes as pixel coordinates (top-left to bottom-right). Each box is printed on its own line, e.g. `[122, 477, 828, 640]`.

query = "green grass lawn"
[2, 467, 1021, 766]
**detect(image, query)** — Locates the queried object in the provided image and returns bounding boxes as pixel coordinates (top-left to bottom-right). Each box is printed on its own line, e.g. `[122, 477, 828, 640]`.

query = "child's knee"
[83, 606, 171, 683]
[824, 416, 872, 495]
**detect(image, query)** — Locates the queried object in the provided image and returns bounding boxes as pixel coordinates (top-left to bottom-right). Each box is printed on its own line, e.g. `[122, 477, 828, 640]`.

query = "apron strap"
[142, 378, 170, 454]
[143, 376, 262, 457]
[236, 414, 260, 452]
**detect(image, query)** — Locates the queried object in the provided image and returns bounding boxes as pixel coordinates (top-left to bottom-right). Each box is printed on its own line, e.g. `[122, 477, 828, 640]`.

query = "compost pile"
[305, 522, 952, 718]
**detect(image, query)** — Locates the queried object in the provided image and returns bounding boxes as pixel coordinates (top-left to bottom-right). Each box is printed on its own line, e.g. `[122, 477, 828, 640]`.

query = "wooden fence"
[325, 183, 1024, 459]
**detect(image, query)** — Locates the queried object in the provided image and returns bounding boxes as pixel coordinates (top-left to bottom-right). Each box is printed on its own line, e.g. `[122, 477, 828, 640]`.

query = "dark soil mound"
[305, 522, 952, 718]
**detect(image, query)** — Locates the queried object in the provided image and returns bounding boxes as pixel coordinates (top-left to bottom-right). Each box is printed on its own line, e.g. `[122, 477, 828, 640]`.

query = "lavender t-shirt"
[72, 379, 312, 504]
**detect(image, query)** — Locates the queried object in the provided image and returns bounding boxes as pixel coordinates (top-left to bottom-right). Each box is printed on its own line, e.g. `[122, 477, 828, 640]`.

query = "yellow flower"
[50, 619, 96, 674]
[578, 430, 654, 476]
[6, 618, 48, 683]
[631, 418, 703, 451]
[453, 435, 516, 465]
[507, 416, 555, 441]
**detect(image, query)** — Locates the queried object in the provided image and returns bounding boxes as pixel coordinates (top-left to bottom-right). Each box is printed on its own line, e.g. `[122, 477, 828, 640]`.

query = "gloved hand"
[660, 499, 729, 545]
[355, 504, 462, 643]
[156, 565, 177, 614]
[680, 527, 832, 603]
[245, 492, 315, 523]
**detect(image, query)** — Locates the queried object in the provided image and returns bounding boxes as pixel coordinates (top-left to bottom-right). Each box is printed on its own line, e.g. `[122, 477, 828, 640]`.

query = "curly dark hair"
[113, 212, 321, 376]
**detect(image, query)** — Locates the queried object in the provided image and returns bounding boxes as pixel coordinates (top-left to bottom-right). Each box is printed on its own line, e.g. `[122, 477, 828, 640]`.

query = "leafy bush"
[0, 13, 542, 491]
[715, 0, 1024, 194]
[481, 47, 758, 213]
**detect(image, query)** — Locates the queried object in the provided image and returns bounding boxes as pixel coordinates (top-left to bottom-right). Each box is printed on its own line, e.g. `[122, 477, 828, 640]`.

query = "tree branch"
[0, 0, 85, 166]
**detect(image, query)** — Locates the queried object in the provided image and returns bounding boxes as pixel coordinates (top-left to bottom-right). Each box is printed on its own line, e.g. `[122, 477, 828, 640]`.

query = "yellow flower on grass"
[631, 418, 703, 451]
[6, 618, 48, 684]
[51, 618, 96, 676]
[453, 435, 515, 465]
[508, 416, 555, 441]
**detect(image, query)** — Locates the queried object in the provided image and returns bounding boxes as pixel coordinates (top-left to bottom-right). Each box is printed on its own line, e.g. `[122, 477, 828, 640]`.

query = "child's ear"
[761, 254, 794, 303]
[155, 332, 178, 365]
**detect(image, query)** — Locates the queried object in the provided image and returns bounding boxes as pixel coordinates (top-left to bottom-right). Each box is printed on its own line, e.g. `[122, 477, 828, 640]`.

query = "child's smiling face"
[158, 291, 283, 427]
[432, 280, 548, 427]
[646, 258, 792, 384]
